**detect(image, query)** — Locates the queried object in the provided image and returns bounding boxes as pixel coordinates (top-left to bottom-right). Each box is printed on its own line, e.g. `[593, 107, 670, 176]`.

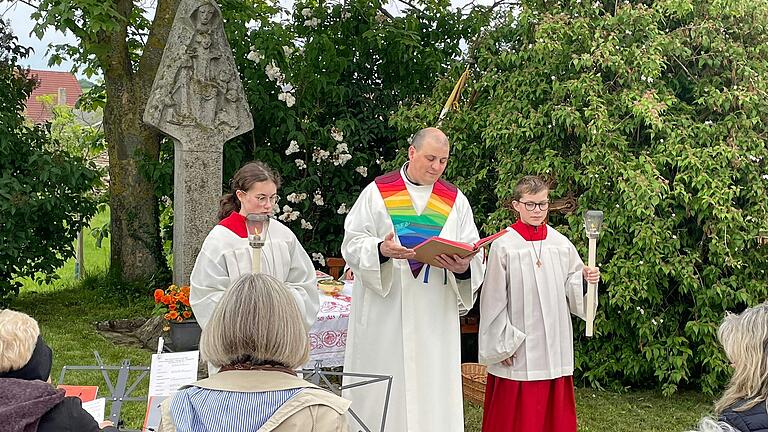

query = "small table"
[307, 281, 353, 367]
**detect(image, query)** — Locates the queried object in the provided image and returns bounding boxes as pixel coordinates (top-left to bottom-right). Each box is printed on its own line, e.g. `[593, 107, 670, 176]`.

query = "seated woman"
[713, 302, 768, 432]
[190, 161, 319, 331]
[159, 273, 351, 432]
[0, 309, 117, 432]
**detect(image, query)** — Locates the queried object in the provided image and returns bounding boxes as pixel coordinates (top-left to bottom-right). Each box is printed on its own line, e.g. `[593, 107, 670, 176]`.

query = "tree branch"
[136, 0, 180, 88]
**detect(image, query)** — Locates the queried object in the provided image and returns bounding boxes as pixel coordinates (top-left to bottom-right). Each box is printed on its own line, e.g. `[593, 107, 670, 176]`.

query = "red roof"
[24, 69, 83, 123]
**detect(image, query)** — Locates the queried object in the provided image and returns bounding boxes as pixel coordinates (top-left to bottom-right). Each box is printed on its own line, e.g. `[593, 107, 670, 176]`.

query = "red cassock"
[482, 374, 577, 432]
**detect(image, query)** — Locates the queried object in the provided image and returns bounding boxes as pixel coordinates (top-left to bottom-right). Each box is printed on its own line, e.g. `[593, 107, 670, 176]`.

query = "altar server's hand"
[583, 266, 600, 284]
[434, 252, 475, 274]
[380, 232, 416, 260]
[500, 354, 516, 367]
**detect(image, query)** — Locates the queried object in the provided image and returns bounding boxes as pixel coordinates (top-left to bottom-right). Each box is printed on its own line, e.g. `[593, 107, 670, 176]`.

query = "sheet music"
[147, 351, 199, 397]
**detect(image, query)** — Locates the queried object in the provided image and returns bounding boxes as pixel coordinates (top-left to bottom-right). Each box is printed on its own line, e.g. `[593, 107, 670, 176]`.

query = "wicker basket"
[461, 363, 487, 406]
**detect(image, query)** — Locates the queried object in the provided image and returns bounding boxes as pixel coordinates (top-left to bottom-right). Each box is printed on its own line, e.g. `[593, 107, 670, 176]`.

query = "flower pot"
[169, 319, 201, 351]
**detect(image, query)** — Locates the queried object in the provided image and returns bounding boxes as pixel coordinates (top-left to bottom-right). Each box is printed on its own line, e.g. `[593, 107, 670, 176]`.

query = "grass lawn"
[11, 209, 715, 431]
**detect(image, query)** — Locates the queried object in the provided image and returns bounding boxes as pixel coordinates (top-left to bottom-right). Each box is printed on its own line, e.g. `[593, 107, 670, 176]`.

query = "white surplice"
[189, 218, 319, 331]
[341, 170, 485, 432]
[478, 225, 592, 381]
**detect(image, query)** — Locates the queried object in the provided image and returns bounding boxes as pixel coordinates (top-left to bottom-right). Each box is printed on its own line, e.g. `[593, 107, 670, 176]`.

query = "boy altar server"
[341, 127, 485, 432]
[479, 175, 600, 432]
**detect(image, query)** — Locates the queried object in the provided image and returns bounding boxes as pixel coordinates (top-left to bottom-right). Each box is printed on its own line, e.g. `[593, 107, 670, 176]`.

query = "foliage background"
[0, 20, 101, 307]
[394, 0, 768, 395]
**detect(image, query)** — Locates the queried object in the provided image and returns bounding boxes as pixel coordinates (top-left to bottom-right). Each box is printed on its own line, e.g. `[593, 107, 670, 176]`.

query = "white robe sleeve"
[448, 192, 484, 314]
[341, 184, 394, 298]
[478, 240, 526, 366]
[284, 235, 321, 330]
[565, 241, 590, 320]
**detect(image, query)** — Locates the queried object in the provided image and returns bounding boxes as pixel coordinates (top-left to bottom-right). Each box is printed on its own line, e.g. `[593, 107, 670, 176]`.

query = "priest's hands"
[380, 232, 416, 260]
[583, 266, 600, 284]
[434, 252, 475, 274]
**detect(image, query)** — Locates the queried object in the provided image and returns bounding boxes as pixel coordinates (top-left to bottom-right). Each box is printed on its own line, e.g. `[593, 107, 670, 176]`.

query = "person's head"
[714, 302, 768, 413]
[0, 310, 53, 382]
[511, 176, 550, 226]
[200, 273, 310, 369]
[194, 2, 216, 27]
[218, 161, 282, 220]
[406, 127, 450, 185]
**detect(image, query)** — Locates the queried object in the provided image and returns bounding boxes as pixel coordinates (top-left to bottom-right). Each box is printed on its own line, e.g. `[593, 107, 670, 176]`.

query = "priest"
[341, 127, 485, 432]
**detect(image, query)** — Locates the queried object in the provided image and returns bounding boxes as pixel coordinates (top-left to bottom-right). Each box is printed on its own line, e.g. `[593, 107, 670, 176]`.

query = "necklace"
[527, 225, 543, 268]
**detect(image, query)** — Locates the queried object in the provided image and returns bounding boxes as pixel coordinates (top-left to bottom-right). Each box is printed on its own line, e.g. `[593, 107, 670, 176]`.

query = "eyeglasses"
[243, 192, 280, 205]
[517, 200, 550, 211]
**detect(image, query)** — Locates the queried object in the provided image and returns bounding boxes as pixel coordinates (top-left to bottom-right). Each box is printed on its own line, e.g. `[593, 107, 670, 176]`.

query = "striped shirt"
[170, 387, 302, 432]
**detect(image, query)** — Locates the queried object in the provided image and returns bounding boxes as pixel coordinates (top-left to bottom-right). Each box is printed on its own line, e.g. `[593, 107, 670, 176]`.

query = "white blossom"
[333, 153, 352, 166]
[335, 142, 348, 153]
[290, 211, 300, 221]
[301, 7, 312, 17]
[748, 154, 760, 162]
[763, 174, 768, 180]
[295, 159, 307, 169]
[282, 45, 293, 57]
[301, 219, 313, 229]
[337, 203, 349, 214]
[341, 11, 351, 19]
[265, 61, 282, 81]
[287, 192, 307, 203]
[279, 92, 296, 107]
[313, 192, 324, 206]
[282, 204, 292, 213]
[246, 50, 263, 63]
[312, 252, 326, 267]
[704, 120, 713, 125]
[304, 17, 320, 27]
[285, 140, 300, 155]
[331, 127, 344, 142]
[313, 149, 330, 162]
[375, 11, 387, 23]
[355, 166, 368, 177]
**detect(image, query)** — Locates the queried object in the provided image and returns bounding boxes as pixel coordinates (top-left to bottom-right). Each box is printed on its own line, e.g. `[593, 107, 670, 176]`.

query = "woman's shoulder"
[721, 401, 768, 431]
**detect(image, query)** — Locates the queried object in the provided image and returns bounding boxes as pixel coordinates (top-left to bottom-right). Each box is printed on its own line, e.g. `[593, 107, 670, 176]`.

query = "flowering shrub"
[153, 285, 194, 322]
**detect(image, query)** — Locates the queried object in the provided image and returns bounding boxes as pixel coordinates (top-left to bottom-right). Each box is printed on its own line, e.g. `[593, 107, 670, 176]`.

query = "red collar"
[219, 212, 248, 238]
[510, 220, 547, 241]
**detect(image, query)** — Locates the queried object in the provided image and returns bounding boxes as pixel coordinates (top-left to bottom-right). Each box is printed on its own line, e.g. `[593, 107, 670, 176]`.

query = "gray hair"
[409, 127, 449, 150]
[200, 274, 310, 369]
[714, 302, 768, 413]
[687, 417, 738, 432]
[0, 310, 40, 373]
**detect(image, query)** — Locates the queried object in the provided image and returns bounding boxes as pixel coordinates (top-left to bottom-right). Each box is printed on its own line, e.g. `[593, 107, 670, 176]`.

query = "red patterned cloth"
[481, 374, 577, 432]
[306, 283, 352, 367]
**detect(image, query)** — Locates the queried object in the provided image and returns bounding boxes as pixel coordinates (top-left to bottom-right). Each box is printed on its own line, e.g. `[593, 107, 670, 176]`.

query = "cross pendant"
[536, 260, 542, 268]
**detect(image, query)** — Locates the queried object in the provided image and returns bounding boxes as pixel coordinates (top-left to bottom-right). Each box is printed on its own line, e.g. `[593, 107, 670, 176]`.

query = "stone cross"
[144, 0, 253, 286]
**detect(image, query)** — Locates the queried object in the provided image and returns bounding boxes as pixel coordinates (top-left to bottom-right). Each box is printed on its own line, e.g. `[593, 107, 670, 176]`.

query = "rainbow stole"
[375, 170, 458, 279]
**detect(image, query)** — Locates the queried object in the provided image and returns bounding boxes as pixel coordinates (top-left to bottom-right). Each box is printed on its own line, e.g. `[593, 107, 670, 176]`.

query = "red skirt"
[481, 374, 577, 432]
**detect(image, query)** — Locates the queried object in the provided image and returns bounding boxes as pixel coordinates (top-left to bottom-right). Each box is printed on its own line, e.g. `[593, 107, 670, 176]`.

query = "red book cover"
[57, 385, 99, 402]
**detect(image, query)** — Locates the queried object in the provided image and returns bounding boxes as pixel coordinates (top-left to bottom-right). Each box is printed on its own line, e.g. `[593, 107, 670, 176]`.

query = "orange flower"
[176, 316, 183, 322]
[164, 313, 172, 320]
[163, 295, 173, 305]
[154, 289, 164, 302]
[180, 296, 190, 307]
[168, 310, 179, 319]
[168, 304, 177, 311]
[182, 311, 192, 319]
[181, 286, 190, 296]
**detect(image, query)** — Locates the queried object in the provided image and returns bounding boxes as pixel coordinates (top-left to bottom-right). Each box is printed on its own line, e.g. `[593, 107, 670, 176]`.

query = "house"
[24, 69, 83, 123]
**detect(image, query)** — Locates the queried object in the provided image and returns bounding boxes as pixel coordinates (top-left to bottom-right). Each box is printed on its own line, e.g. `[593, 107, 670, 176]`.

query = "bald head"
[410, 127, 449, 151]
[406, 128, 450, 185]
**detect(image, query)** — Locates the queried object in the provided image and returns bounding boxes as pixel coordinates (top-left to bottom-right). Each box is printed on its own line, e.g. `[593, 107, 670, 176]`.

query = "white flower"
[246, 50, 263, 63]
[355, 166, 368, 177]
[313, 192, 324, 206]
[748, 154, 760, 162]
[301, 7, 312, 17]
[333, 153, 352, 166]
[295, 159, 307, 169]
[341, 11, 351, 19]
[281, 83, 295, 93]
[304, 17, 320, 28]
[282, 205, 293, 213]
[375, 11, 386, 23]
[312, 252, 326, 267]
[278, 212, 290, 221]
[762, 174, 768, 180]
[313, 149, 330, 162]
[265, 61, 282, 81]
[335, 142, 348, 153]
[704, 120, 713, 125]
[278, 92, 296, 107]
[285, 140, 300, 155]
[290, 211, 300, 221]
[652, 319, 657, 325]
[331, 127, 344, 142]
[337, 203, 349, 214]
[283, 45, 293, 57]
[287, 192, 307, 203]
[301, 219, 313, 229]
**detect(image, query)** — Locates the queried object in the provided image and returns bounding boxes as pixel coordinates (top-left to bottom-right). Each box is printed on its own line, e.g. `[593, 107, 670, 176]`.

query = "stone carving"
[144, 0, 253, 285]
[144, 0, 252, 149]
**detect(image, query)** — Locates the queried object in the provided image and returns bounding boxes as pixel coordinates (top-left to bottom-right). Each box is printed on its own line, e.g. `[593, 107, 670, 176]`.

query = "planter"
[169, 319, 201, 352]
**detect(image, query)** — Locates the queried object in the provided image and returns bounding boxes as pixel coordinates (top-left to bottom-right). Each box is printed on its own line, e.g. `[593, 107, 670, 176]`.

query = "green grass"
[12, 208, 716, 431]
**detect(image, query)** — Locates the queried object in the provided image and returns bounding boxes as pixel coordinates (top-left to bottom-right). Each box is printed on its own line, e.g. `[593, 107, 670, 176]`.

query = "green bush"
[0, 20, 101, 306]
[394, 0, 768, 395]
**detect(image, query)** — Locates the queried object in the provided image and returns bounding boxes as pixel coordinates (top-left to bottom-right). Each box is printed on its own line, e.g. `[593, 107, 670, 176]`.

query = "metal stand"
[57, 351, 150, 431]
[302, 361, 393, 432]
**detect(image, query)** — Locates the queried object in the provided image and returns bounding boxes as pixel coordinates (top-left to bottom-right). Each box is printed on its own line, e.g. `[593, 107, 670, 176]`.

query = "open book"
[412, 228, 510, 267]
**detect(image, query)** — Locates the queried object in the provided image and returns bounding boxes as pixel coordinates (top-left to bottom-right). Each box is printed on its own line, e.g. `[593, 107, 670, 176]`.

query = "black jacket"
[721, 401, 768, 432]
[0, 378, 118, 432]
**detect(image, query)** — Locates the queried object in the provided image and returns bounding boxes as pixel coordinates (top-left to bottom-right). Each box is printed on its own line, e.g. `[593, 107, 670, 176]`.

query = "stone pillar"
[143, 0, 253, 285]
